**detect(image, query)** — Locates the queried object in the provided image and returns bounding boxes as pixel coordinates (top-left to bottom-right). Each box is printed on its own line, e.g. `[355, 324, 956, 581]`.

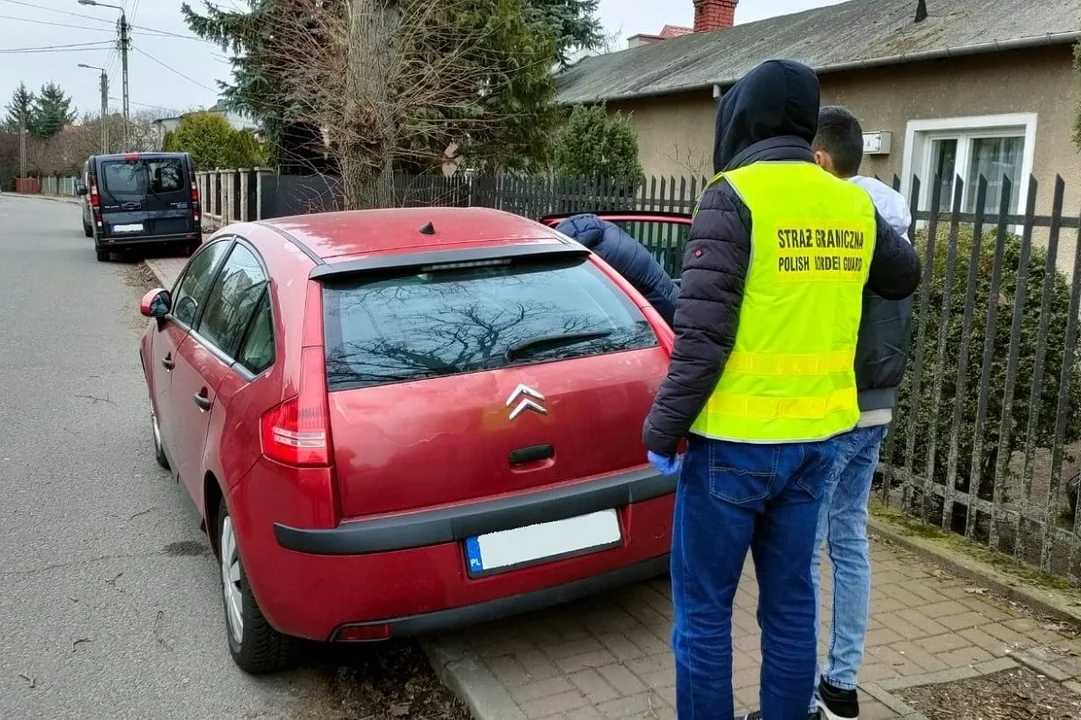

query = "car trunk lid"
[317, 248, 670, 519]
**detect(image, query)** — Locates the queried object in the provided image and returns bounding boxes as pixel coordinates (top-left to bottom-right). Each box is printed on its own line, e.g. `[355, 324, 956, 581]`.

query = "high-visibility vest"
[689, 161, 877, 443]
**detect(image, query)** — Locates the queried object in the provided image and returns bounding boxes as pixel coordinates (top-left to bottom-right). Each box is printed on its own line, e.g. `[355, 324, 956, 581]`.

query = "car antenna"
[419, 222, 436, 235]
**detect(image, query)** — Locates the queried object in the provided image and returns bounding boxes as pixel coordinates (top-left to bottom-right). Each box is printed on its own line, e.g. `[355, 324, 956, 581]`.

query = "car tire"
[83, 221, 93, 238]
[217, 497, 299, 674]
[184, 242, 199, 257]
[151, 412, 169, 470]
[95, 248, 109, 262]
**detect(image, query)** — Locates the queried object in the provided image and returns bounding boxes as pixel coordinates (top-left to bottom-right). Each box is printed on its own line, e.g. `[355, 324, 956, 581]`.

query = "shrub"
[888, 221, 1081, 525]
[551, 104, 643, 184]
[163, 112, 265, 171]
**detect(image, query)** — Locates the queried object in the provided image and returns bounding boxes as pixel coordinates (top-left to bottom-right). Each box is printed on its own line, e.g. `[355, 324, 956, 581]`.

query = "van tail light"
[260, 346, 331, 467]
[191, 181, 199, 203]
[90, 182, 100, 208]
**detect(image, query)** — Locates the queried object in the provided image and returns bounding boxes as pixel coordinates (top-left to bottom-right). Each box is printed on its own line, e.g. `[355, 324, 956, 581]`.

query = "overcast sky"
[1, 0, 849, 121]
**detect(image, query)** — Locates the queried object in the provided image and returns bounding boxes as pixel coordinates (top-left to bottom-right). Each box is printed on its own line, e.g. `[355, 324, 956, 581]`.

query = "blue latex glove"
[648, 451, 682, 476]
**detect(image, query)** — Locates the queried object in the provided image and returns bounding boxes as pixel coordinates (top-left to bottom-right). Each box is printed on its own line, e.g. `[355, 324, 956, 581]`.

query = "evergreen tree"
[31, 82, 77, 139]
[524, 0, 603, 65]
[3, 83, 35, 133]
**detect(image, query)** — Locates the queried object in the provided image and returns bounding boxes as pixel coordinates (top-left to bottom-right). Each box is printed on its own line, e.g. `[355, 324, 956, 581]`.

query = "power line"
[130, 24, 215, 45]
[0, 13, 116, 32]
[132, 46, 218, 93]
[0, 0, 114, 25]
[0, 41, 114, 54]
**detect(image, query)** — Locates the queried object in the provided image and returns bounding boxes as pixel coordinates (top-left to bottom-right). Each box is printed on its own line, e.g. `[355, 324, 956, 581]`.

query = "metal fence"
[877, 172, 1081, 582]
[184, 167, 1081, 583]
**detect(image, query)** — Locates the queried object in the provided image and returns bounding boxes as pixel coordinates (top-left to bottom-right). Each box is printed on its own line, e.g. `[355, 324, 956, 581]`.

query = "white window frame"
[901, 113, 1038, 217]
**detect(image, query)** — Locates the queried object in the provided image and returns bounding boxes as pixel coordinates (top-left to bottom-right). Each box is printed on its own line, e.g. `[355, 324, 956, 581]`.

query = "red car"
[138, 207, 688, 673]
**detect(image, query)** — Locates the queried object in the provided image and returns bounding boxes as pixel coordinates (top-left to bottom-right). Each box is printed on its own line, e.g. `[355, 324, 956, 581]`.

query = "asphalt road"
[0, 195, 343, 719]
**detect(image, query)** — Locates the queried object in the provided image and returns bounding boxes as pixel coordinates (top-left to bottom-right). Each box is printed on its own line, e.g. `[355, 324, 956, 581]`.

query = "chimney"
[693, 0, 737, 33]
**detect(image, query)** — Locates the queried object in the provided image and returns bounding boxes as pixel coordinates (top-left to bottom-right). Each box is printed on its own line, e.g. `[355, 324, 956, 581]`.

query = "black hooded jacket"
[642, 60, 922, 457]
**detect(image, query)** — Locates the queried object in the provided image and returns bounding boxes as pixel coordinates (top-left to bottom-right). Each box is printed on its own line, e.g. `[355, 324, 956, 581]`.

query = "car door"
[150, 239, 232, 470]
[540, 211, 693, 283]
[170, 240, 269, 505]
[96, 156, 150, 239]
[142, 155, 197, 238]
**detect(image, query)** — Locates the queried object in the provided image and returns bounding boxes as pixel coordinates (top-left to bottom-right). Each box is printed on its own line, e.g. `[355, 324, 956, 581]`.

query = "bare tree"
[260, 0, 553, 209]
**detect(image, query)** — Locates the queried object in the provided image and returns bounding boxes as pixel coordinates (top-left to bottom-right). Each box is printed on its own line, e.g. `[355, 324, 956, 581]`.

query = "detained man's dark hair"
[813, 105, 864, 178]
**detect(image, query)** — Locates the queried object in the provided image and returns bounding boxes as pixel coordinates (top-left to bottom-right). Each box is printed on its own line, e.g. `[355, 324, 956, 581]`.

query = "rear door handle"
[161, 354, 174, 370]
[193, 391, 211, 411]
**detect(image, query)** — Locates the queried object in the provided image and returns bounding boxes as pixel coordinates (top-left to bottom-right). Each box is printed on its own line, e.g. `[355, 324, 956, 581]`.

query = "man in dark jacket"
[555, 213, 680, 326]
[807, 106, 915, 720]
[642, 60, 921, 720]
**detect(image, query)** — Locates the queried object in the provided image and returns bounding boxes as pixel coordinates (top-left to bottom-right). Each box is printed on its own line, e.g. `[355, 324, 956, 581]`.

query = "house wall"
[608, 44, 1080, 272]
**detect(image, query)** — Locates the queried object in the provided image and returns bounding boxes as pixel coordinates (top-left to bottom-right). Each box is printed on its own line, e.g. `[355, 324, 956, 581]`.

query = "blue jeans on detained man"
[809, 424, 888, 706]
[671, 434, 842, 720]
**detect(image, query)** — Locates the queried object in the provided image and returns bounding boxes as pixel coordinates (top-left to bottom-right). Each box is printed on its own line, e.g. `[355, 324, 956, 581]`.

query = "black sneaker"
[816, 678, 859, 719]
[740, 712, 820, 719]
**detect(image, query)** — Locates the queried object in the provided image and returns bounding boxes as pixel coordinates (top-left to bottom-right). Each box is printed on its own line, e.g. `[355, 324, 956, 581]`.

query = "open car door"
[539, 210, 693, 286]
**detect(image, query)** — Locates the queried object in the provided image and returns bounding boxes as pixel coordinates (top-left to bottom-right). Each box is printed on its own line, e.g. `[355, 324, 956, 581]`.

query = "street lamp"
[77, 0, 129, 150]
[78, 63, 109, 154]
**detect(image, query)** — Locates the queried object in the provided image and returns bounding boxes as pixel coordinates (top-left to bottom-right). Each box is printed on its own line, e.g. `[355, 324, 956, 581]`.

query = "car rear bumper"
[229, 462, 675, 641]
[98, 231, 200, 247]
[273, 466, 675, 554]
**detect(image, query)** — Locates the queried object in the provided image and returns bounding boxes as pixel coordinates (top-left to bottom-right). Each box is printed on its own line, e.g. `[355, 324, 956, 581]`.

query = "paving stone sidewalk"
[140, 258, 1081, 719]
[426, 537, 1081, 720]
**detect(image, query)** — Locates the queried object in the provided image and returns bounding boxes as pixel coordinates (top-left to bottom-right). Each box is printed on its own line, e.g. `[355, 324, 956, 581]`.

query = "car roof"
[257, 206, 573, 261]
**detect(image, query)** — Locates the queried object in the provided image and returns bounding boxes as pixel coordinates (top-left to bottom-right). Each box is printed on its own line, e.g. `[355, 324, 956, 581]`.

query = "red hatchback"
[138, 207, 687, 673]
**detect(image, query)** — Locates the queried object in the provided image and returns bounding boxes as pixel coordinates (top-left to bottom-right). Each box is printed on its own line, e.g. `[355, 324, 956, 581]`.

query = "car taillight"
[191, 181, 199, 203]
[260, 346, 331, 467]
[90, 182, 100, 208]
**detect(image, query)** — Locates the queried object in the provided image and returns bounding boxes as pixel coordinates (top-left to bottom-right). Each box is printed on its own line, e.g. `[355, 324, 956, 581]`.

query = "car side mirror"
[75, 182, 88, 196]
[140, 288, 171, 318]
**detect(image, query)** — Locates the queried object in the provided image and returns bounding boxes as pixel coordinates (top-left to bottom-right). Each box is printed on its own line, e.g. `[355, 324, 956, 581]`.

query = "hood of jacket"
[713, 59, 821, 173]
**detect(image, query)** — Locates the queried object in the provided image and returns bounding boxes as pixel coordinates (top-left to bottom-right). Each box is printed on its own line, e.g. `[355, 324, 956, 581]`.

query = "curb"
[422, 637, 526, 720]
[1, 193, 81, 205]
[867, 515, 1081, 629]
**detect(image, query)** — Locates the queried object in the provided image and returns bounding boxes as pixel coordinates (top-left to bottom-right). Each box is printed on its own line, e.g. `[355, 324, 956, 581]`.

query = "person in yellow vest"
[643, 60, 921, 720]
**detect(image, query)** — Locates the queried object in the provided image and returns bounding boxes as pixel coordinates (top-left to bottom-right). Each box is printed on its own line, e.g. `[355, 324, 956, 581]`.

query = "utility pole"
[79, 63, 109, 154]
[78, 0, 128, 149]
[18, 113, 26, 180]
[119, 12, 129, 149]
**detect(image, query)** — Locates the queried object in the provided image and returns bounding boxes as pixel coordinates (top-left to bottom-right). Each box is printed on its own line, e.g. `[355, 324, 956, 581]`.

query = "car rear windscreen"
[101, 157, 186, 196]
[322, 256, 659, 390]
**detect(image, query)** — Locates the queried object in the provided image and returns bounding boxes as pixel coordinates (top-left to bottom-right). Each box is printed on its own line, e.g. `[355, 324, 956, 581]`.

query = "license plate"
[112, 223, 144, 233]
[464, 509, 622, 576]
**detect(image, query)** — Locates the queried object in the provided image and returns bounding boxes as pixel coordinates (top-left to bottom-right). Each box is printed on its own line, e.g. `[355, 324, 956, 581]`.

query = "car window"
[102, 160, 141, 195]
[609, 219, 690, 277]
[172, 240, 231, 327]
[322, 256, 658, 390]
[237, 293, 275, 375]
[146, 158, 185, 193]
[197, 243, 268, 357]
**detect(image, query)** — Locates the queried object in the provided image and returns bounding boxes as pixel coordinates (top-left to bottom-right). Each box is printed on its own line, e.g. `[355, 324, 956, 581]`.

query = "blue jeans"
[810, 424, 887, 700]
[671, 434, 842, 720]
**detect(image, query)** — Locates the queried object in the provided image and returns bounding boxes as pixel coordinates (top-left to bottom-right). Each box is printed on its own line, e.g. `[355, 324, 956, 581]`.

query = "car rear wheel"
[83, 220, 92, 238]
[217, 498, 299, 674]
[151, 412, 169, 470]
[95, 248, 109, 262]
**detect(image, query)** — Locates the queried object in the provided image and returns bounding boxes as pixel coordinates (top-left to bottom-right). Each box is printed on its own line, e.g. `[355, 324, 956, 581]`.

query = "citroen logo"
[506, 383, 546, 420]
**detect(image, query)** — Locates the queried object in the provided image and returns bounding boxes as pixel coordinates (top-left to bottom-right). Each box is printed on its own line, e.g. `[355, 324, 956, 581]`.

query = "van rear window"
[322, 256, 658, 390]
[101, 158, 185, 195]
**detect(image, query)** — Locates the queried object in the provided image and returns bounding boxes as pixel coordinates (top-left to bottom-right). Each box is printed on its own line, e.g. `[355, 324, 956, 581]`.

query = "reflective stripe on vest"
[689, 161, 877, 443]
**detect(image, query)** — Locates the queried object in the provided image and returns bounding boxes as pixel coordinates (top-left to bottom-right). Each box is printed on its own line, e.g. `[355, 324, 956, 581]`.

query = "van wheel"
[83, 221, 93, 238]
[95, 249, 109, 262]
[217, 498, 299, 674]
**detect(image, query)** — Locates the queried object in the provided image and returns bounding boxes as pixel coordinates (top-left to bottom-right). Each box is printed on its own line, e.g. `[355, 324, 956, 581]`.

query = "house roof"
[556, 0, 1081, 104]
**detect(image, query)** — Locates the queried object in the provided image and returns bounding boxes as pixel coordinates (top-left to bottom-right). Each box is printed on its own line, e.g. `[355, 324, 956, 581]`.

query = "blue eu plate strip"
[465, 537, 484, 573]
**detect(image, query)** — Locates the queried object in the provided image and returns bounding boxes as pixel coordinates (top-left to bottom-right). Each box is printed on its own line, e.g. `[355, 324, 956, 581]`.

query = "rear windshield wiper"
[504, 330, 614, 361]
